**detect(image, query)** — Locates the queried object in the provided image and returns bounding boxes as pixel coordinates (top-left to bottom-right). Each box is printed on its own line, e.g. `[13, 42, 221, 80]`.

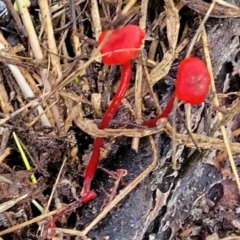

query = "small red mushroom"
[143, 57, 211, 127]
[81, 25, 145, 197]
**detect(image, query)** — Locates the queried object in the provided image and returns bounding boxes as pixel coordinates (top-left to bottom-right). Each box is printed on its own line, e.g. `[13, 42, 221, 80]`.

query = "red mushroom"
[81, 25, 145, 197]
[143, 57, 211, 127]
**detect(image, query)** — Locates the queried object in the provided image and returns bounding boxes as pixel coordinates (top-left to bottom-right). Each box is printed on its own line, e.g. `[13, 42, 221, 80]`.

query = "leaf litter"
[0, 0, 240, 239]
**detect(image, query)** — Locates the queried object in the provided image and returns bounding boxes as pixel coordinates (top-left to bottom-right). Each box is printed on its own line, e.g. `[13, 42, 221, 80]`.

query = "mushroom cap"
[98, 25, 145, 65]
[176, 57, 211, 105]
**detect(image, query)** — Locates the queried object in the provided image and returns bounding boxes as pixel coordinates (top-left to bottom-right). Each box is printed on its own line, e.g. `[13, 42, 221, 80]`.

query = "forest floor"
[1, 0, 240, 239]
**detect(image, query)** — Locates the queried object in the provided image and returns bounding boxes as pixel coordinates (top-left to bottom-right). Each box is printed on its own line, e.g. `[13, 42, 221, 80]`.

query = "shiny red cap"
[176, 57, 211, 105]
[98, 25, 145, 65]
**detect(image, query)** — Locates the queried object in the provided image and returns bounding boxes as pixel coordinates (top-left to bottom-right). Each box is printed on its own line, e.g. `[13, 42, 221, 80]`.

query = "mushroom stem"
[81, 61, 132, 196]
[142, 57, 210, 128]
[81, 137, 103, 196]
[100, 62, 132, 128]
[142, 92, 176, 127]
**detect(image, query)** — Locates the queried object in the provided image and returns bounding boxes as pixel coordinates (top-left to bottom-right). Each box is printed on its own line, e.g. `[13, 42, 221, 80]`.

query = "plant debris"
[1, 0, 240, 239]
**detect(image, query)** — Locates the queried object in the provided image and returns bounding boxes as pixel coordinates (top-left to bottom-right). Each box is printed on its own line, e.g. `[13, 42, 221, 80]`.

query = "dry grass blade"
[0, 40, 51, 127]
[70, 89, 240, 153]
[64, 90, 163, 138]
[74, 110, 165, 138]
[0, 92, 50, 126]
[121, 0, 138, 14]
[0, 75, 14, 113]
[216, 0, 240, 10]
[0, 206, 69, 236]
[219, 237, 240, 240]
[181, 0, 217, 168]
[186, 0, 216, 58]
[162, 0, 179, 169]
[143, 53, 162, 114]
[132, 0, 148, 151]
[0, 148, 11, 163]
[165, 0, 179, 50]
[51, 228, 89, 240]
[90, 0, 102, 41]
[148, 0, 179, 85]
[201, 26, 240, 193]
[165, 124, 240, 154]
[40, 157, 68, 237]
[126, 0, 180, 97]
[126, 41, 187, 98]
[0, 193, 29, 214]
[211, 99, 240, 132]
[15, 0, 61, 128]
[39, 0, 62, 78]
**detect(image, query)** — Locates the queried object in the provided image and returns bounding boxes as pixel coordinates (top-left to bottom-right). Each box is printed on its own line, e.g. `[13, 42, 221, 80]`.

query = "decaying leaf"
[183, 0, 240, 18]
